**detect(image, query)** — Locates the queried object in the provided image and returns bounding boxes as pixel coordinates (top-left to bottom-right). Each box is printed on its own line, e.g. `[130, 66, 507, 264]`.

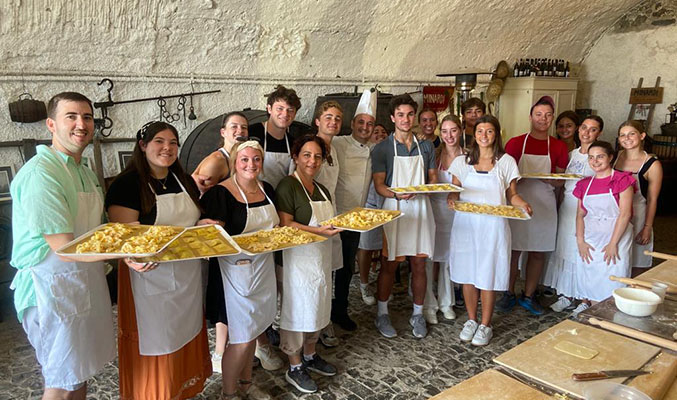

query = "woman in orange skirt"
[106, 121, 214, 399]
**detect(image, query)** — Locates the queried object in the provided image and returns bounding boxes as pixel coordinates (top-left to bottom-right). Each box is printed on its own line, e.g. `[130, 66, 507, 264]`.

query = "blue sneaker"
[495, 292, 517, 312]
[518, 294, 545, 316]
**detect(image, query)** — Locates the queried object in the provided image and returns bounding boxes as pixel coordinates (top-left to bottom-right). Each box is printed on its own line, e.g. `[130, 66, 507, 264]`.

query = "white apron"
[575, 172, 633, 302]
[315, 145, 343, 271]
[218, 176, 278, 343]
[28, 148, 115, 387]
[128, 173, 203, 355]
[449, 163, 511, 291]
[544, 148, 593, 297]
[424, 165, 456, 312]
[382, 136, 436, 261]
[358, 182, 385, 250]
[431, 167, 455, 262]
[281, 172, 334, 332]
[261, 123, 292, 189]
[510, 134, 558, 251]
[627, 153, 653, 269]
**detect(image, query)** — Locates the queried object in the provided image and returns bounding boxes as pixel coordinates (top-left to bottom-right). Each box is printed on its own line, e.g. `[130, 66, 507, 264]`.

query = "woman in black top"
[200, 140, 278, 400]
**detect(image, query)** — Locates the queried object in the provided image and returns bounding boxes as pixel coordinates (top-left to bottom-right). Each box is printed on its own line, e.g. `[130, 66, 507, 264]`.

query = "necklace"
[156, 175, 169, 190]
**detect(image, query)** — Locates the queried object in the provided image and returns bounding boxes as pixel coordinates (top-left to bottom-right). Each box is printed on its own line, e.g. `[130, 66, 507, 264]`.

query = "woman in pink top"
[573, 141, 635, 312]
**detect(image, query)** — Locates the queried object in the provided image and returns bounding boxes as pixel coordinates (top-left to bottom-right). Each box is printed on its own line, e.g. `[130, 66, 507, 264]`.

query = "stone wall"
[579, 0, 677, 141]
[0, 0, 641, 176]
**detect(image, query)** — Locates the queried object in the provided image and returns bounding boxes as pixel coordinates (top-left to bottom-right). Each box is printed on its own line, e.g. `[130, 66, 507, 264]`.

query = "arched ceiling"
[1, 0, 642, 82]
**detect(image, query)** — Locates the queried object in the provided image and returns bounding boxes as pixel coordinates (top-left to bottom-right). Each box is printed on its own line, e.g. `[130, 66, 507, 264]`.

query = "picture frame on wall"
[117, 151, 134, 173]
[0, 165, 16, 202]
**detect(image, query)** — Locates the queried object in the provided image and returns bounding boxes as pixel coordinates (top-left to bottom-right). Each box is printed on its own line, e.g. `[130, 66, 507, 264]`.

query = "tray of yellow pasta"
[519, 173, 584, 180]
[453, 201, 531, 220]
[320, 207, 403, 232]
[138, 225, 241, 262]
[56, 222, 185, 259]
[233, 226, 327, 256]
[388, 183, 463, 194]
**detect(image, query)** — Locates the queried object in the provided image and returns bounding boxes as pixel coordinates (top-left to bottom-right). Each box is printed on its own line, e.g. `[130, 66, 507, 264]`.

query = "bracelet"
[393, 193, 399, 200]
[644, 224, 652, 228]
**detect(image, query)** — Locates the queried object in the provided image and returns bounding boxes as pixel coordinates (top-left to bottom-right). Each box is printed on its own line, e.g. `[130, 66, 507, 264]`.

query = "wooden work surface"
[430, 369, 551, 400]
[638, 259, 677, 286]
[494, 320, 660, 399]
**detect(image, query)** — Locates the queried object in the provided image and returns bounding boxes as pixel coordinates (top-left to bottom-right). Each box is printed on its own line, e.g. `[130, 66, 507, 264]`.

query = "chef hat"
[354, 89, 377, 118]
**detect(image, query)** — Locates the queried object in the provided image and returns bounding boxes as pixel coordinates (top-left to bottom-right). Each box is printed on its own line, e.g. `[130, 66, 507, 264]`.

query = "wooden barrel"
[653, 135, 677, 159]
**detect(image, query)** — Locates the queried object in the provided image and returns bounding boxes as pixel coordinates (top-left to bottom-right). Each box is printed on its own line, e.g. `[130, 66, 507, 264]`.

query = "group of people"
[9, 86, 662, 400]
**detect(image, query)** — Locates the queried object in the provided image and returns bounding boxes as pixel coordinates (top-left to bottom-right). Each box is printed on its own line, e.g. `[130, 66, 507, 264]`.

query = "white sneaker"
[211, 352, 223, 374]
[319, 322, 339, 347]
[550, 295, 573, 312]
[441, 308, 456, 320]
[424, 309, 438, 325]
[471, 325, 493, 346]
[360, 285, 376, 306]
[255, 344, 283, 371]
[572, 302, 590, 317]
[459, 320, 479, 342]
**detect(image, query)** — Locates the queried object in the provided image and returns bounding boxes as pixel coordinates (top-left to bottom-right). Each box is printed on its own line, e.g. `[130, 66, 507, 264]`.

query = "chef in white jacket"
[10, 92, 115, 400]
[332, 89, 377, 330]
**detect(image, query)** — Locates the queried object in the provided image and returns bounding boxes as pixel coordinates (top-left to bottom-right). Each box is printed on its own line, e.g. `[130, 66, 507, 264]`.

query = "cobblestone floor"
[1, 215, 675, 399]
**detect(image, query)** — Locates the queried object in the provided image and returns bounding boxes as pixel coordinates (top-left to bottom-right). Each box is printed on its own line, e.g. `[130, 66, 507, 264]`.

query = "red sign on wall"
[423, 86, 454, 112]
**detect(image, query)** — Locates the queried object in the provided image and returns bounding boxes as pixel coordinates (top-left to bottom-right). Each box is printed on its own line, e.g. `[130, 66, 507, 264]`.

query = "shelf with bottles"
[512, 58, 570, 78]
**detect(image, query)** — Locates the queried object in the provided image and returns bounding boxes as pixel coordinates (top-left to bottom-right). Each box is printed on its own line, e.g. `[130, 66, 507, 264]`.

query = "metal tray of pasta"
[233, 226, 327, 256]
[321, 207, 403, 232]
[56, 222, 186, 259]
[453, 201, 531, 220]
[388, 183, 464, 194]
[138, 225, 241, 262]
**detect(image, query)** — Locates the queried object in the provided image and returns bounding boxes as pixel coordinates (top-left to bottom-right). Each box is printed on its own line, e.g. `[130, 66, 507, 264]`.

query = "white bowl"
[612, 287, 661, 317]
[584, 381, 650, 400]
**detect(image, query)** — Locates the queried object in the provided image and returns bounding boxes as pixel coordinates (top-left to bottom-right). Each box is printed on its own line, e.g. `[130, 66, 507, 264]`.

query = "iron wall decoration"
[93, 78, 220, 136]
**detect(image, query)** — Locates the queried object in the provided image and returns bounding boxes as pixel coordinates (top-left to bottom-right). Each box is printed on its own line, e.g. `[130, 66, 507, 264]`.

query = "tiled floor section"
[1, 214, 675, 399]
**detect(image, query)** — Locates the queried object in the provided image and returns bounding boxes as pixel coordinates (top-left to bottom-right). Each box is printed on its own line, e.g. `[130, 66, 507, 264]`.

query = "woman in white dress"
[423, 115, 463, 324]
[546, 116, 603, 314]
[447, 115, 531, 346]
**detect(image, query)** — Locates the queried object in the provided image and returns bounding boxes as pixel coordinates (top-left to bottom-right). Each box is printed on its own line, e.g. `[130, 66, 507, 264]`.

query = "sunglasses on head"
[236, 136, 261, 143]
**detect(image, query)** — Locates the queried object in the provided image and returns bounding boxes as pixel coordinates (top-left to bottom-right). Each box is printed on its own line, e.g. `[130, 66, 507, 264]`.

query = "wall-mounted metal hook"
[97, 78, 114, 103]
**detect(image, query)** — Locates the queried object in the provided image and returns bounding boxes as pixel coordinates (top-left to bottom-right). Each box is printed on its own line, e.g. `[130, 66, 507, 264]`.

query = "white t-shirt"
[449, 153, 520, 200]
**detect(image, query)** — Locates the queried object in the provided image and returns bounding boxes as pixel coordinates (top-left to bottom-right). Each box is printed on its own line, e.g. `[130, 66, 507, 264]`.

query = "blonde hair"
[228, 140, 265, 175]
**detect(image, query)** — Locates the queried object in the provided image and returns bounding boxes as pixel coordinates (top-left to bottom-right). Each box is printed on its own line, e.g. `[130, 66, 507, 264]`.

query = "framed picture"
[117, 151, 134, 172]
[0, 165, 16, 202]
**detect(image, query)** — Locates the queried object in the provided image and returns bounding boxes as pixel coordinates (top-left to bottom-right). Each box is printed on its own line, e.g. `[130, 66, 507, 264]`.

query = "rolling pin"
[644, 250, 677, 261]
[609, 275, 677, 294]
[588, 318, 677, 352]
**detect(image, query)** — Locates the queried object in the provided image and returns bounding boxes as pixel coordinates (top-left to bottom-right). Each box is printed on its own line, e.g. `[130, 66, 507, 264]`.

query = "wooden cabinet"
[497, 77, 578, 142]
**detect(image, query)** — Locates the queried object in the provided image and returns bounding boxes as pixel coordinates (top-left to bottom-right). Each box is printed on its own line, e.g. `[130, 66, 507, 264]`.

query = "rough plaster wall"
[0, 0, 642, 176]
[579, 0, 677, 141]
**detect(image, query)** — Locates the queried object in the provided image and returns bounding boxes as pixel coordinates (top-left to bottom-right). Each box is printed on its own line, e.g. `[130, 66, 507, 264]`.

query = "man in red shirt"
[498, 96, 568, 315]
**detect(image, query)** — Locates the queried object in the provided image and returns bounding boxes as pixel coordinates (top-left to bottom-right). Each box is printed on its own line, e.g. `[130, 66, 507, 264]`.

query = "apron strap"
[293, 171, 329, 202]
[233, 174, 271, 209]
[393, 135, 426, 183]
[147, 172, 186, 196]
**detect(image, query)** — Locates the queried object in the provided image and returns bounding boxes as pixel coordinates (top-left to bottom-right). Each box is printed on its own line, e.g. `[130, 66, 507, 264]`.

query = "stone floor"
[1, 214, 675, 399]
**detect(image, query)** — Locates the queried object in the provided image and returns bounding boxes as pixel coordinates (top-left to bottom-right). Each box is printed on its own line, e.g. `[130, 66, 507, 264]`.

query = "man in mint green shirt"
[10, 92, 115, 398]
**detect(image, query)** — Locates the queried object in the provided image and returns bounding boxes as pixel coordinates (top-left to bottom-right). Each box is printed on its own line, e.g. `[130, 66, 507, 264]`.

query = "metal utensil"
[572, 369, 650, 381]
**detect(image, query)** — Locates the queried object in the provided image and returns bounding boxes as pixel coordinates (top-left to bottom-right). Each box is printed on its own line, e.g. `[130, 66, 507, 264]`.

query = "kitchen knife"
[572, 370, 651, 381]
